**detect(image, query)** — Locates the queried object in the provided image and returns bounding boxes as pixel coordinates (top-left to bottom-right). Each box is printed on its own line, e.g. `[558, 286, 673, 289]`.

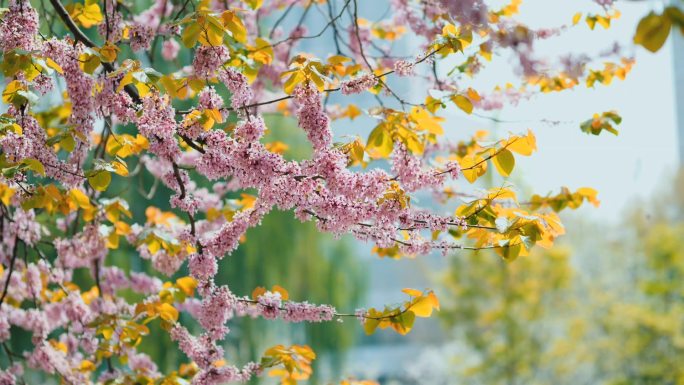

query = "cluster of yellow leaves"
[526, 58, 633, 93]
[66, 0, 103, 28]
[435, 24, 473, 56]
[18, 184, 96, 217]
[140, 207, 196, 257]
[364, 106, 448, 160]
[93, 315, 151, 362]
[580, 111, 622, 136]
[1, 49, 63, 84]
[265, 140, 290, 154]
[490, 0, 523, 20]
[262, 345, 316, 385]
[370, 21, 406, 41]
[160, 73, 207, 99]
[180, 2, 247, 48]
[573, 9, 621, 30]
[105, 134, 149, 158]
[377, 182, 411, 211]
[634, 6, 684, 53]
[448, 185, 594, 260]
[281, 55, 333, 94]
[363, 289, 440, 335]
[281, 54, 374, 94]
[134, 276, 198, 330]
[183, 108, 224, 131]
[449, 130, 536, 183]
[0, 115, 23, 139]
[585, 59, 634, 88]
[252, 285, 289, 300]
[205, 193, 256, 224]
[528, 187, 600, 212]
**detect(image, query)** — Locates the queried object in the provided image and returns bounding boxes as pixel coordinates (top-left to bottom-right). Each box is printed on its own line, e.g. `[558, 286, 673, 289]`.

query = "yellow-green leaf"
[451, 95, 473, 114]
[23, 158, 46, 176]
[88, 171, 111, 192]
[634, 12, 672, 53]
[492, 148, 515, 177]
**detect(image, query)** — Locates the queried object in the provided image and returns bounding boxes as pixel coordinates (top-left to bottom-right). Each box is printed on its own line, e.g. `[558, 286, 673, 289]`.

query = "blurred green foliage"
[436, 171, 684, 384]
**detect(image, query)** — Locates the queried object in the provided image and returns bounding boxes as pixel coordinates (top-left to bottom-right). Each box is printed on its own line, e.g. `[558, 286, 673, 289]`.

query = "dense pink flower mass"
[0, 0, 39, 52]
[0, 0, 634, 383]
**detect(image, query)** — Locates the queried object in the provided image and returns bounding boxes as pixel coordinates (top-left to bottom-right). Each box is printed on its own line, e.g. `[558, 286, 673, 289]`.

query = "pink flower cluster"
[0, 0, 39, 52]
[293, 83, 333, 152]
[193, 46, 230, 79]
[341, 73, 378, 95]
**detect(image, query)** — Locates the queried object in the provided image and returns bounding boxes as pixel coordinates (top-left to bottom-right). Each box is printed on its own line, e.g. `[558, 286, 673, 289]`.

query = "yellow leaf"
[252, 286, 267, 299]
[507, 130, 537, 156]
[158, 303, 179, 322]
[245, 0, 263, 9]
[451, 95, 473, 114]
[272, 285, 289, 300]
[283, 71, 305, 95]
[69, 189, 91, 209]
[182, 22, 202, 48]
[176, 277, 198, 296]
[45, 58, 64, 74]
[634, 12, 672, 53]
[98, 42, 119, 63]
[572, 12, 582, 25]
[2, 80, 24, 104]
[88, 171, 111, 192]
[111, 160, 129, 176]
[410, 295, 437, 317]
[221, 11, 247, 43]
[409, 107, 444, 135]
[401, 288, 423, 297]
[23, 158, 46, 176]
[366, 124, 394, 159]
[100, 326, 114, 340]
[460, 154, 487, 183]
[491, 148, 515, 177]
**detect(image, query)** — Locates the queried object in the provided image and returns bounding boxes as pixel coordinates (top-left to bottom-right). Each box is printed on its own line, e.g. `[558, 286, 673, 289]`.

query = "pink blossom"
[194, 46, 230, 79]
[129, 22, 155, 51]
[293, 83, 332, 153]
[0, 0, 39, 52]
[341, 73, 377, 95]
[162, 38, 181, 60]
[394, 60, 415, 77]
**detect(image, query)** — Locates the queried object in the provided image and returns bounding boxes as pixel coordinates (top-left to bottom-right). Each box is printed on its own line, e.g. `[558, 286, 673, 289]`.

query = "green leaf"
[492, 149, 515, 177]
